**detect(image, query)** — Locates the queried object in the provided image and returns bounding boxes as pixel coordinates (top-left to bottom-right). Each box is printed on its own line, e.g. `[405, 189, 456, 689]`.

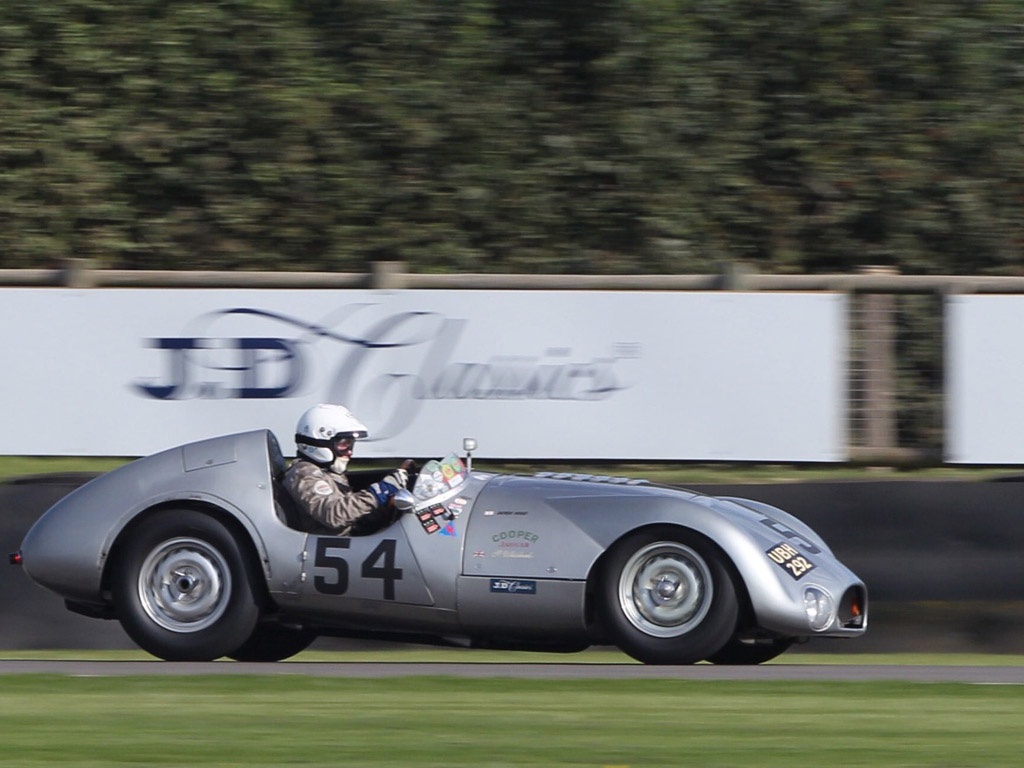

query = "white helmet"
[295, 404, 369, 465]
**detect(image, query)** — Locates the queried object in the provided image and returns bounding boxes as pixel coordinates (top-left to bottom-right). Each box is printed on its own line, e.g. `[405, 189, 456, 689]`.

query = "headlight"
[803, 586, 835, 632]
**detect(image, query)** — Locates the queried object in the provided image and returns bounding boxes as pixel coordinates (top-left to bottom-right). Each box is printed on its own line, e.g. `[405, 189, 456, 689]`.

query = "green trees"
[2, 1, 1022, 274]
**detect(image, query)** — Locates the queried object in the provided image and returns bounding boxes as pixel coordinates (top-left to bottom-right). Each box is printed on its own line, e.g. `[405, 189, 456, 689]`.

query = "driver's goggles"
[332, 435, 357, 452]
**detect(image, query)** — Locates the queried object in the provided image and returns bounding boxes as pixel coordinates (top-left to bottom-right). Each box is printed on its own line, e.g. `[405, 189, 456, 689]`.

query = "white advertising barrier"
[947, 295, 1024, 463]
[0, 289, 847, 460]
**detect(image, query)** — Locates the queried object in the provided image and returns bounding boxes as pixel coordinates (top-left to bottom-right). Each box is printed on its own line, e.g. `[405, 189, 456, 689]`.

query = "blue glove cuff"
[369, 481, 398, 507]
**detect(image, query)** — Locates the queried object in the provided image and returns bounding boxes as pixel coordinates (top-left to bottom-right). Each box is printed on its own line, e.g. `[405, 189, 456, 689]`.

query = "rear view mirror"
[462, 437, 477, 470]
[393, 489, 415, 513]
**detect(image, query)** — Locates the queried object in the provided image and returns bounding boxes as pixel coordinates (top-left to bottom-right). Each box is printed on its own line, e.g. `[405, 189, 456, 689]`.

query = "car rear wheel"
[112, 510, 261, 661]
[227, 624, 317, 662]
[599, 527, 738, 665]
[706, 636, 796, 665]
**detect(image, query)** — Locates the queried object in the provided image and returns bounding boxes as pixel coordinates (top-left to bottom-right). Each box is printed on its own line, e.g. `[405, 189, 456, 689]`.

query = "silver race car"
[13, 430, 866, 663]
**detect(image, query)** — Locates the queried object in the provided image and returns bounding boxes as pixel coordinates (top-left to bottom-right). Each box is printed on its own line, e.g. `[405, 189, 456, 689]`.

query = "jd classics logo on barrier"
[133, 304, 639, 440]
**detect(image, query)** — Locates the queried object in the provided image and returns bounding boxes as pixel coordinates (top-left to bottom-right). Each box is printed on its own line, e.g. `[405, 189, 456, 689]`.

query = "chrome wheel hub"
[618, 542, 713, 638]
[137, 537, 232, 633]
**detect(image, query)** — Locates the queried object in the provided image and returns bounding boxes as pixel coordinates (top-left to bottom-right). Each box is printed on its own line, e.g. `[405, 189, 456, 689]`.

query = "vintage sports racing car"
[14, 430, 866, 663]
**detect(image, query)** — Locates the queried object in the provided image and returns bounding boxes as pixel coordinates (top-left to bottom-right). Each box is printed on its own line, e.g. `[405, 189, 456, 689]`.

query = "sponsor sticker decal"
[489, 579, 537, 594]
[766, 542, 816, 580]
[417, 505, 444, 534]
[491, 530, 539, 543]
[417, 503, 459, 535]
[491, 549, 534, 559]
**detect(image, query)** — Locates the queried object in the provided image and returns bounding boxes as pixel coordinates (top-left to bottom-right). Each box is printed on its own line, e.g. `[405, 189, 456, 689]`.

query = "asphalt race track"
[1, 660, 1022, 683]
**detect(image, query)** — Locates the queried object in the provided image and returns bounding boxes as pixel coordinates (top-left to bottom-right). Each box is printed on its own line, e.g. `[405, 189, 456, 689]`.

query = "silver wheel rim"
[617, 541, 713, 638]
[137, 537, 232, 633]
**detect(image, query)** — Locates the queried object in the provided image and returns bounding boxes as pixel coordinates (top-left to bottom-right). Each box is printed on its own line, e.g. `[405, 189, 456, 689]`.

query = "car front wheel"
[599, 527, 738, 665]
[112, 510, 261, 661]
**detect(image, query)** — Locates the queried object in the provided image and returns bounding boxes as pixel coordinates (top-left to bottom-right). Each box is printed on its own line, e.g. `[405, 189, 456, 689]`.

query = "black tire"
[227, 624, 317, 662]
[706, 636, 796, 665]
[599, 527, 738, 665]
[111, 509, 261, 661]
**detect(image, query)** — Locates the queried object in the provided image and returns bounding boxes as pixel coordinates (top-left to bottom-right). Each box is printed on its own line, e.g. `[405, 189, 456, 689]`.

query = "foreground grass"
[0, 674, 1021, 767]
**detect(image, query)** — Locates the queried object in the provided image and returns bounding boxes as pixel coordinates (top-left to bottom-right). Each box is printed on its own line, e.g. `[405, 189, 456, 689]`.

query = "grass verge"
[0, 674, 1022, 767]
[1, 455, 1019, 484]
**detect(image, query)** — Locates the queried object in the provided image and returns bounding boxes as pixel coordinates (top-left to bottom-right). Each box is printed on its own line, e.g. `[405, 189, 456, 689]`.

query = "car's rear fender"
[20, 430, 285, 604]
[101, 497, 271, 604]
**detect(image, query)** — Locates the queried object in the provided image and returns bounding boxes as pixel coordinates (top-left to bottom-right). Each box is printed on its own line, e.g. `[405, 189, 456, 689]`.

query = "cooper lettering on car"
[313, 538, 403, 599]
[360, 539, 403, 600]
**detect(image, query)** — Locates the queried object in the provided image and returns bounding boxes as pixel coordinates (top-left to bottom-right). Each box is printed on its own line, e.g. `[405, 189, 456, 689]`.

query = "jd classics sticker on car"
[489, 579, 537, 594]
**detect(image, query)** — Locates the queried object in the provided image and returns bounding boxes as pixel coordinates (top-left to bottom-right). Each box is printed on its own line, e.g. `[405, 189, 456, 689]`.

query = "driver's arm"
[283, 464, 379, 534]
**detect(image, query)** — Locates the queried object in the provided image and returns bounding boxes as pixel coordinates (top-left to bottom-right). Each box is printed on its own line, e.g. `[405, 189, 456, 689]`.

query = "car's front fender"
[463, 475, 865, 638]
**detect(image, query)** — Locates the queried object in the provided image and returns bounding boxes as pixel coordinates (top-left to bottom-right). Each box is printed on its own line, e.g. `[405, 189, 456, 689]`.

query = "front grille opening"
[838, 586, 868, 628]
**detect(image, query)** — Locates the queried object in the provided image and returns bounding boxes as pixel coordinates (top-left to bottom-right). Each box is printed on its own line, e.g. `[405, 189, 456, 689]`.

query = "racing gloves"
[368, 480, 399, 508]
[383, 467, 408, 490]
[370, 460, 419, 509]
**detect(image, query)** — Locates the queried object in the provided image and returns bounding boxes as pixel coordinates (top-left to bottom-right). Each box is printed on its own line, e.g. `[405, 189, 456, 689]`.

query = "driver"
[283, 403, 415, 535]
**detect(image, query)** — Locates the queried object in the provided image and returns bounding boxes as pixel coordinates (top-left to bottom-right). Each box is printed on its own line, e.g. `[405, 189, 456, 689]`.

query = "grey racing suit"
[282, 459, 396, 535]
